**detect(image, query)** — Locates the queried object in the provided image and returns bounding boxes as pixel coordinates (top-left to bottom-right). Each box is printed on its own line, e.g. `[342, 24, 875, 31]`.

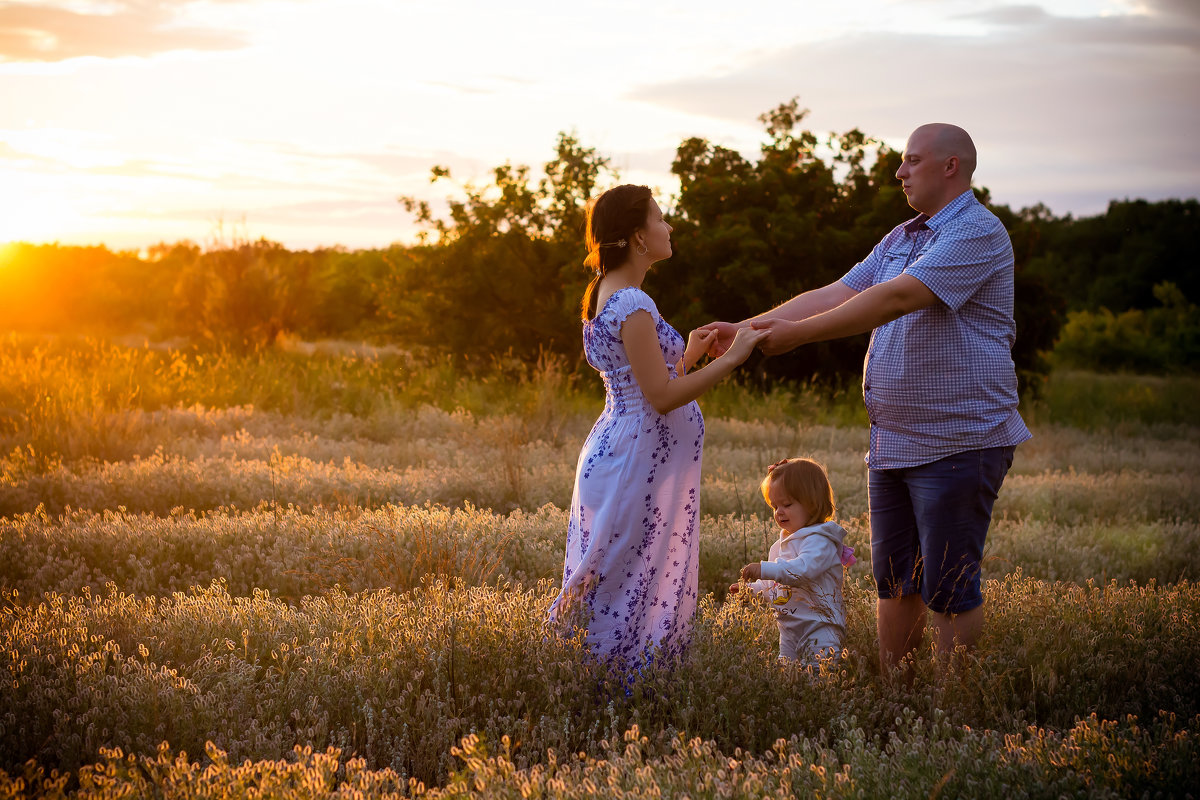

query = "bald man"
[702, 123, 1030, 673]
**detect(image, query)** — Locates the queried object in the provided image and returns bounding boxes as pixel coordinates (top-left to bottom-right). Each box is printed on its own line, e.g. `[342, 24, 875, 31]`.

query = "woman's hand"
[697, 321, 742, 358]
[682, 327, 717, 371]
[719, 326, 769, 366]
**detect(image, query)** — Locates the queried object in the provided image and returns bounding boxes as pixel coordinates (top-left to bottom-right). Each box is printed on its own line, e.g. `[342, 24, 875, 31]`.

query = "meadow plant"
[0, 504, 568, 601]
[3, 715, 1196, 798]
[2, 577, 1197, 791]
[0, 505, 871, 603]
[0, 335, 599, 468]
[2, 337, 1199, 794]
[1024, 369, 1200, 429]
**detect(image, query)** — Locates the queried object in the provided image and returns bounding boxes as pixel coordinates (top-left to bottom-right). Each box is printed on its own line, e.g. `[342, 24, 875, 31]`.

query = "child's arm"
[729, 562, 770, 595]
[760, 536, 841, 587]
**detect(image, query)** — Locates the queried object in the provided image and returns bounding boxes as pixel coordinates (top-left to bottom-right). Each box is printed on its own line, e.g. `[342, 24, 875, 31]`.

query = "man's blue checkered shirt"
[841, 190, 1032, 469]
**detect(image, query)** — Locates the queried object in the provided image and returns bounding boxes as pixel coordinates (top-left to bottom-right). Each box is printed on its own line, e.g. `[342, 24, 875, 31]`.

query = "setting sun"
[0, 179, 67, 244]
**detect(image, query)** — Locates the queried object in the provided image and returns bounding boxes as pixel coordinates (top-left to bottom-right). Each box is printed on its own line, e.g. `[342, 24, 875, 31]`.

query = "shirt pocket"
[881, 250, 911, 281]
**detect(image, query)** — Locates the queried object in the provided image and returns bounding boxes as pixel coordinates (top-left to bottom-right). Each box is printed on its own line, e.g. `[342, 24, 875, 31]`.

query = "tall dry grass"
[1, 334, 1198, 795]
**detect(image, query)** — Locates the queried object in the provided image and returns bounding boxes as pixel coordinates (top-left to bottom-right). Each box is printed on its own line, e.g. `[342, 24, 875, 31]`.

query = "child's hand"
[739, 563, 762, 582]
[728, 582, 741, 593]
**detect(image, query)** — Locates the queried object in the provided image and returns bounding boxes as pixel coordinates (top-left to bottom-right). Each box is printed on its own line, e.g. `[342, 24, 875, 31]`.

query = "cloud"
[103, 196, 406, 225]
[626, 3, 1200, 214]
[418, 73, 540, 99]
[0, 1, 247, 62]
[421, 80, 495, 96]
[959, 2, 1200, 50]
[96, 194, 422, 250]
[0, 139, 213, 179]
[335, 150, 462, 177]
[1143, 0, 1200, 25]
[0, 138, 54, 164]
[602, 146, 682, 179]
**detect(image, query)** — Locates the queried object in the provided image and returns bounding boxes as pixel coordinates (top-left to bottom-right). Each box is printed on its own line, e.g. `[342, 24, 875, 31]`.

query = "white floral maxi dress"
[548, 287, 704, 663]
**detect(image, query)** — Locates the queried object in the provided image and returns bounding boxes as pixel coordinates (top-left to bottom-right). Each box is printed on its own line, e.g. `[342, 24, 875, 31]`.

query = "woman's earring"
[636, 242, 649, 256]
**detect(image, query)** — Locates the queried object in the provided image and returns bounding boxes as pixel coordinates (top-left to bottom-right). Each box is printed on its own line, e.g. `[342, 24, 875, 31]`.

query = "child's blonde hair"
[761, 458, 835, 524]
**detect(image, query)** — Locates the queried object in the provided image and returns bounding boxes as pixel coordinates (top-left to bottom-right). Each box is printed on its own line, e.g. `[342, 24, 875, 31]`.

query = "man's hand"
[749, 318, 803, 356]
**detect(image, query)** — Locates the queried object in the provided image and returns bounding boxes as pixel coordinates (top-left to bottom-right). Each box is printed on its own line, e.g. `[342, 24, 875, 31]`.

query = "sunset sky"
[1, 0, 1197, 252]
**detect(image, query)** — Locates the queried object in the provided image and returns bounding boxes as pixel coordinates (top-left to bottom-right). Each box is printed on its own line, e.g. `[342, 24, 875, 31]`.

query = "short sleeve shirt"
[841, 190, 1031, 469]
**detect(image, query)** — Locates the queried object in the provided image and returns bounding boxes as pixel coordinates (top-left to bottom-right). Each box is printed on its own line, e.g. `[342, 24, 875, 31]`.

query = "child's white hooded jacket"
[749, 520, 848, 631]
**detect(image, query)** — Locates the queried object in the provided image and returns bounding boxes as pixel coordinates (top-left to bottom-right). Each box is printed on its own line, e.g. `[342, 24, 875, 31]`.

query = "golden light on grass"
[0, 340, 1196, 794]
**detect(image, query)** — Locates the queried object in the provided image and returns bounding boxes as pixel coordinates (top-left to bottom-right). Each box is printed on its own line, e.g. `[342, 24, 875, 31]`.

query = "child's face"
[767, 480, 811, 535]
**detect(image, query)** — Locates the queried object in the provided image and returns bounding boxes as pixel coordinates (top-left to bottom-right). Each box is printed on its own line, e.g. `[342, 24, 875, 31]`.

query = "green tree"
[1023, 199, 1200, 314]
[989, 204, 1068, 395]
[170, 238, 318, 349]
[652, 100, 905, 385]
[385, 132, 615, 361]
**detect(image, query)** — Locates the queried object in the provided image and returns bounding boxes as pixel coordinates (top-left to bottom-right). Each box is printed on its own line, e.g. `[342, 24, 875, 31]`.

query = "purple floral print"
[548, 287, 703, 665]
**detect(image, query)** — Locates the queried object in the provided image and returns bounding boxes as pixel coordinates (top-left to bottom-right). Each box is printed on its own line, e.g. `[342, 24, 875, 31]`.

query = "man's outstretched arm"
[752, 274, 938, 356]
[700, 280, 859, 356]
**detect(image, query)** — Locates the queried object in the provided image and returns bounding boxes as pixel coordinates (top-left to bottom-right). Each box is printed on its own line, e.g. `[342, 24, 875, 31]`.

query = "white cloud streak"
[0, 0, 250, 61]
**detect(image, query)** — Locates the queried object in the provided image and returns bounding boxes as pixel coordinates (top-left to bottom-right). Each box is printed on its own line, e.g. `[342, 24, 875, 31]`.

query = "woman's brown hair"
[760, 458, 836, 525]
[580, 184, 653, 321]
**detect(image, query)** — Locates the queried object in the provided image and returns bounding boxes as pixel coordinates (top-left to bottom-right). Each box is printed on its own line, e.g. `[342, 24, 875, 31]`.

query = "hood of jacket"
[778, 520, 846, 551]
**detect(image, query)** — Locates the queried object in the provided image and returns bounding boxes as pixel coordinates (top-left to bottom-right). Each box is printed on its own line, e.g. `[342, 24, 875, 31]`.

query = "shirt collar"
[927, 189, 977, 230]
[904, 189, 976, 234]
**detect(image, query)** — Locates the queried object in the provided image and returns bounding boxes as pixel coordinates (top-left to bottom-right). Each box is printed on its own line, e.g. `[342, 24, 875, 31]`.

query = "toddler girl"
[729, 458, 856, 665]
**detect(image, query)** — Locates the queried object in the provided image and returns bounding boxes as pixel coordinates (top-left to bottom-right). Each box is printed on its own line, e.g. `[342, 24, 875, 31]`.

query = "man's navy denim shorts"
[868, 445, 1015, 614]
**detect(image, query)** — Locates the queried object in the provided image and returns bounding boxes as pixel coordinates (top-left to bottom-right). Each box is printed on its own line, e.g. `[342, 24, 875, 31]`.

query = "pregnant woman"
[548, 184, 765, 666]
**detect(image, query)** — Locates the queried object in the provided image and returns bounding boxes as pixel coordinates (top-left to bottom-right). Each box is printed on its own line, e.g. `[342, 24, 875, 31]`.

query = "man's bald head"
[896, 123, 978, 215]
[911, 123, 977, 182]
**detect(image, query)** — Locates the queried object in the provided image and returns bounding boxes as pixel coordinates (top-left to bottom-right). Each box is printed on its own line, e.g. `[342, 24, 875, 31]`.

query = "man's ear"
[944, 155, 960, 179]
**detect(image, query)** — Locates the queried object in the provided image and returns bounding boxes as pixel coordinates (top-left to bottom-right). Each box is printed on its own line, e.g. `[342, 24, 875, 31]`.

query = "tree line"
[1, 100, 1196, 387]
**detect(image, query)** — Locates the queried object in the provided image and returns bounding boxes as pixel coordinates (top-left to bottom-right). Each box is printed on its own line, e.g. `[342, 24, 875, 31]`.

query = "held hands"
[748, 318, 802, 356]
[683, 327, 718, 370]
[696, 321, 740, 358]
[698, 319, 799, 359]
[720, 326, 769, 365]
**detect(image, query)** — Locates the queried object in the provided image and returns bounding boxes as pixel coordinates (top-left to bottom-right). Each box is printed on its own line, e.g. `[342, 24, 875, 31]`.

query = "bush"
[1052, 282, 1200, 373]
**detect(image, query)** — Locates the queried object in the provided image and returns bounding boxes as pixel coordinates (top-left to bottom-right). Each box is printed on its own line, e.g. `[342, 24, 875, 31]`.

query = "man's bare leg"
[877, 594, 926, 673]
[931, 605, 983, 666]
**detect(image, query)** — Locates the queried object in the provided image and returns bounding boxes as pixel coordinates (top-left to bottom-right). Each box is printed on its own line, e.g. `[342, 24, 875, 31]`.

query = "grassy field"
[1, 336, 1198, 797]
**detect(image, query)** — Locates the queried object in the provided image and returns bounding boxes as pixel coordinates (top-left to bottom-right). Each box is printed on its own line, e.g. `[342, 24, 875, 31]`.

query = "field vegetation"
[1, 337, 1198, 797]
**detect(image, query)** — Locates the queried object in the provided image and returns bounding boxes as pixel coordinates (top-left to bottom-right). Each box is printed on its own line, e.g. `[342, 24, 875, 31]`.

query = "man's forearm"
[792, 275, 937, 345]
[745, 280, 858, 325]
